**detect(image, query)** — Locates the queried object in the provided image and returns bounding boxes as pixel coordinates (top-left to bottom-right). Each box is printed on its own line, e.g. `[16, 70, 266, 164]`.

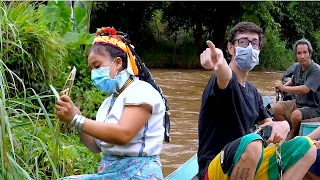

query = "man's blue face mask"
[234, 44, 260, 71]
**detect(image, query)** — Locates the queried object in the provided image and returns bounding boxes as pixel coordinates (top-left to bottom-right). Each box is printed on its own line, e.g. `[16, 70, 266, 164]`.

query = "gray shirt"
[292, 61, 320, 108]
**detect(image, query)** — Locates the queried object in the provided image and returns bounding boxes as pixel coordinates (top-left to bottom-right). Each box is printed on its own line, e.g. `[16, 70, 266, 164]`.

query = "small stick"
[62, 66, 76, 96]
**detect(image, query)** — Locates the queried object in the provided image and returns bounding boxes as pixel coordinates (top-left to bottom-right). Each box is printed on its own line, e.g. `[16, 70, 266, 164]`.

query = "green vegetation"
[0, 1, 100, 179]
[1, 1, 320, 179]
[90, 1, 320, 71]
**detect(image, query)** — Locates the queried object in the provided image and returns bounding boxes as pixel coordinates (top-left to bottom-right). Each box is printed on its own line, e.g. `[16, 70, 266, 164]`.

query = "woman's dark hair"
[89, 44, 128, 69]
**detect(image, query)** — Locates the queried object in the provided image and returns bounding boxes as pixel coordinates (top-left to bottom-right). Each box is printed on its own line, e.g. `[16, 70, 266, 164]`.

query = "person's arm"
[81, 104, 151, 145]
[281, 85, 310, 94]
[215, 60, 232, 90]
[79, 133, 101, 154]
[284, 79, 294, 86]
[200, 40, 232, 90]
[56, 95, 152, 145]
[62, 105, 102, 154]
[278, 70, 320, 95]
[275, 79, 294, 93]
[307, 126, 320, 140]
[275, 78, 310, 94]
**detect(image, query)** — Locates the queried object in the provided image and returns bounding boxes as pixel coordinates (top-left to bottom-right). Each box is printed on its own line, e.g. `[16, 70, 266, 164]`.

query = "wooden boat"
[165, 96, 320, 180]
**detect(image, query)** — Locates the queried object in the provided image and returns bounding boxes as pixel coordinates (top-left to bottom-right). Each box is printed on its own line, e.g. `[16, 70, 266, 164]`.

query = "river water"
[149, 69, 283, 177]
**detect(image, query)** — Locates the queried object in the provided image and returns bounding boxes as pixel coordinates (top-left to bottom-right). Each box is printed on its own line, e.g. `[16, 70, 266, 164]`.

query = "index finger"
[206, 41, 216, 58]
[60, 95, 72, 103]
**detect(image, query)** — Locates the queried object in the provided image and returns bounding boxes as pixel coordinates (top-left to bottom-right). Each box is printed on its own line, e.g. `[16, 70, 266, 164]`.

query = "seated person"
[306, 126, 320, 180]
[197, 22, 317, 180]
[273, 39, 320, 140]
[55, 27, 169, 179]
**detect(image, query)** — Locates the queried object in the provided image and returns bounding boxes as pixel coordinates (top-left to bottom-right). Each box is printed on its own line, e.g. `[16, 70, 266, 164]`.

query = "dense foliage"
[90, 1, 320, 70]
[1, 1, 320, 179]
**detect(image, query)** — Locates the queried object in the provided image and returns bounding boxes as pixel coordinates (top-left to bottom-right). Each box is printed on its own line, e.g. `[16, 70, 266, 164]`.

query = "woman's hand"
[55, 95, 81, 123]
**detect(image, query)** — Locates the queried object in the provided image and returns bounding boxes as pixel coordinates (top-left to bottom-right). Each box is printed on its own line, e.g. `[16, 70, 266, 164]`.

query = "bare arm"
[200, 40, 232, 90]
[79, 133, 101, 154]
[275, 79, 310, 94]
[56, 95, 152, 149]
[307, 126, 320, 140]
[284, 79, 294, 86]
[282, 85, 310, 94]
[215, 60, 232, 90]
[279, 70, 320, 95]
[81, 104, 152, 145]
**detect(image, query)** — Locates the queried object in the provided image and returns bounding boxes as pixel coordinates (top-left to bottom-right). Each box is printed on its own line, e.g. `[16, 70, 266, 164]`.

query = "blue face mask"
[234, 44, 260, 71]
[91, 60, 130, 94]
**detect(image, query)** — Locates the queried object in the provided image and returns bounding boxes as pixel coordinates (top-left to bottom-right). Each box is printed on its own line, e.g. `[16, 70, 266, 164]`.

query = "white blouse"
[94, 78, 165, 156]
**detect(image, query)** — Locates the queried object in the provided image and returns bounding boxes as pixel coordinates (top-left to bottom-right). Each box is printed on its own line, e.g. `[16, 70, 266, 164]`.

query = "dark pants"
[310, 149, 320, 176]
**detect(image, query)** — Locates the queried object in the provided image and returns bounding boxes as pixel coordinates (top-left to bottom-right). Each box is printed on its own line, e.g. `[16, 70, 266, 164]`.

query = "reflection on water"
[149, 69, 283, 177]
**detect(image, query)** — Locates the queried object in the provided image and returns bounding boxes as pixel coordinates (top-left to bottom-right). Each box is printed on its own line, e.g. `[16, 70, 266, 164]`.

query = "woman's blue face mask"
[91, 59, 130, 94]
[91, 59, 118, 94]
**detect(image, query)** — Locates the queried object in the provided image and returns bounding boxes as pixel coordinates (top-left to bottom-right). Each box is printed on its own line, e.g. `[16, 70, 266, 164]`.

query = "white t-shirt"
[95, 78, 165, 156]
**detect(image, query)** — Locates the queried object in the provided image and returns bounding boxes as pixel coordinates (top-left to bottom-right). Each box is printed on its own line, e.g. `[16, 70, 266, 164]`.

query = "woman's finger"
[55, 104, 61, 111]
[60, 95, 72, 103]
[56, 98, 69, 107]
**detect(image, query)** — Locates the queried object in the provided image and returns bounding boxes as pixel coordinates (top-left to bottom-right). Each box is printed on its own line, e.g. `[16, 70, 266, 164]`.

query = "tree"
[271, 1, 320, 62]
[89, 2, 161, 47]
[162, 2, 242, 54]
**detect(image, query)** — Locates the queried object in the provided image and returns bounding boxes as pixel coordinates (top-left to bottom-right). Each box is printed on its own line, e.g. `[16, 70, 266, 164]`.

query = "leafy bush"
[1, 2, 68, 95]
[258, 27, 295, 71]
[0, 1, 103, 179]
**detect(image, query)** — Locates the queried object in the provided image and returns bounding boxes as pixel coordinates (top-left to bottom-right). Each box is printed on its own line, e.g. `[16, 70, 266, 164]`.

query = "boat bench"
[299, 117, 320, 137]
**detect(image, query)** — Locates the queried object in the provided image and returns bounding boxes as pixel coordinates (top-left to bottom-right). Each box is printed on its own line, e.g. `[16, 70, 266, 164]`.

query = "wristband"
[70, 114, 86, 133]
[77, 115, 85, 133]
[70, 114, 79, 126]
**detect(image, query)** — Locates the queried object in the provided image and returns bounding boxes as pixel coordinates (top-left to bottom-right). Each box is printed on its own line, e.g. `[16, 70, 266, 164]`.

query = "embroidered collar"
[113, 77, 134, 97]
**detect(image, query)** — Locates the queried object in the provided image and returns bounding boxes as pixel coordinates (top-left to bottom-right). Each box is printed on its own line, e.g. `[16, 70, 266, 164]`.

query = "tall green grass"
[0, 55, 100, 180]
[0, 2, 61, 178]
[0, 60, 100, 179]
[0, 61, 56, 179]
[1, 1, 69, 95]
[0, 1, 100, 179]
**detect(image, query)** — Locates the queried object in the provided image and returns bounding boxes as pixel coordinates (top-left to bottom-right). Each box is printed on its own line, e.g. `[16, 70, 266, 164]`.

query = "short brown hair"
[228, 22, 264, 47]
